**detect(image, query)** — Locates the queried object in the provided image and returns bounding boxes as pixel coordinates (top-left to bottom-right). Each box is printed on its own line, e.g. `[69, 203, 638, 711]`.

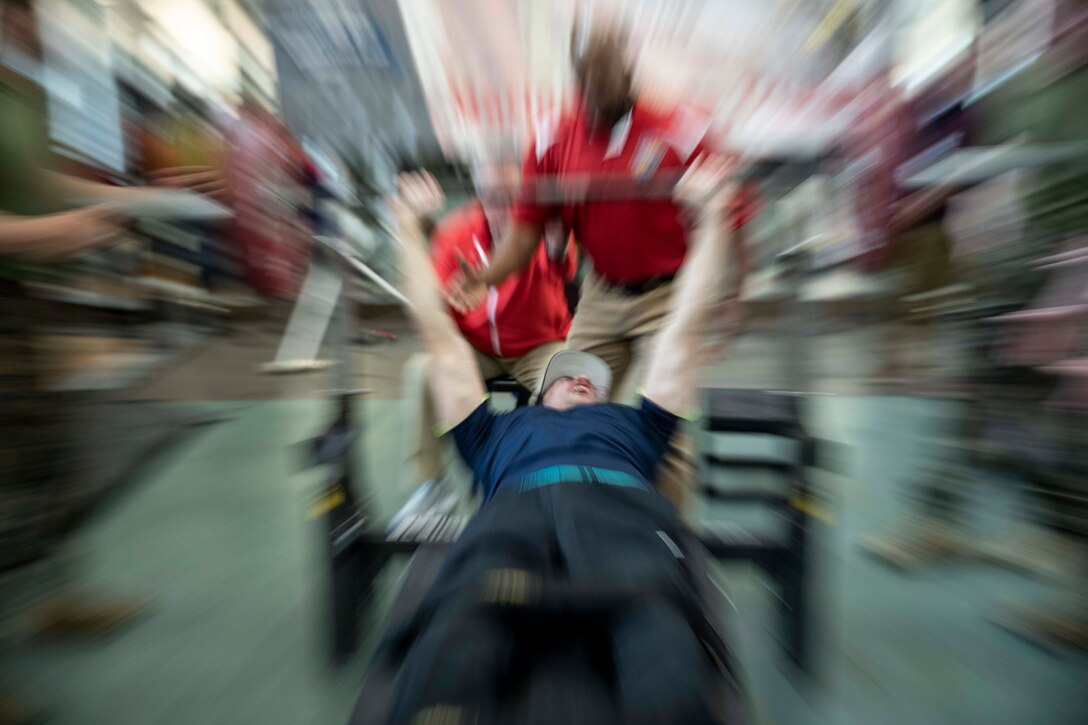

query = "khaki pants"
[566, 272, 697, 514]
[404, 341, 564, 488]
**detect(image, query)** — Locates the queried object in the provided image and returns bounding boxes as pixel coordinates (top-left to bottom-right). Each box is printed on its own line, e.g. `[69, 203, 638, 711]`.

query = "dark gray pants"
[384, 482, 745, 725]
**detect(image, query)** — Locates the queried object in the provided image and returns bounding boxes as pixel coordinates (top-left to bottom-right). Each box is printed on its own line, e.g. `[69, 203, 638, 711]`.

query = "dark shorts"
[379, 482, 747, 725]
[0, 282, 79, 573]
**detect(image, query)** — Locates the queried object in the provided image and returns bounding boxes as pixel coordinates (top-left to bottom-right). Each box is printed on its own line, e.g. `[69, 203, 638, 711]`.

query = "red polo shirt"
[433, 202, 576, 359]
[514, 101, 760, 285]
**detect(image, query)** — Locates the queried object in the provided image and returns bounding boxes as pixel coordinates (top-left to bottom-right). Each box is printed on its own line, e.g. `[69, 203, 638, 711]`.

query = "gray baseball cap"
[537, 350, 612, 403]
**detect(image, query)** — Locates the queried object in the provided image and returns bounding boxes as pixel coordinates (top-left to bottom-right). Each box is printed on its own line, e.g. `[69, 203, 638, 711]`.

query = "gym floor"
[7, 316, 1087, 724]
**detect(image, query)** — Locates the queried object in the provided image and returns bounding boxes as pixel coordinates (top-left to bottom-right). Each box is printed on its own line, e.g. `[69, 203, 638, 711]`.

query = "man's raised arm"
[391, 172, 486, 429]
[642, 156, 737, 415]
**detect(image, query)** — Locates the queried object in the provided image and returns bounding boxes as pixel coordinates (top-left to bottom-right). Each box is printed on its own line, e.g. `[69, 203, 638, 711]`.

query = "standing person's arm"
[391, 172, 487, 429]
[485, 223, 544, 282]
[0, 205, 125, 258]
[642, 156, 737, 415]
[448, 133, 558, 312]
[48, 166, 230, 207]
[446, 221, 542, 312]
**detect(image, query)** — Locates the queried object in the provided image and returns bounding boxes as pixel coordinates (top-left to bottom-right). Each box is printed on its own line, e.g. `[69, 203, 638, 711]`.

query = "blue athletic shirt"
[451, 396, 680, 501]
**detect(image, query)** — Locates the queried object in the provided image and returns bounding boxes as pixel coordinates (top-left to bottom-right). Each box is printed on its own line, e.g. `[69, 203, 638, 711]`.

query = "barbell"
[475, 166, 748, 205]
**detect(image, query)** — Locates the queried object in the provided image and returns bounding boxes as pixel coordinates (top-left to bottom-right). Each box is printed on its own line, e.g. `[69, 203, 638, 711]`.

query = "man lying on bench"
[383, 158, 745, 725]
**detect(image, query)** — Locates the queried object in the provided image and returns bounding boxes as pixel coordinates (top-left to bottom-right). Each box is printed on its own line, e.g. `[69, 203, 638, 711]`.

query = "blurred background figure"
[854, 55, 980, 567]
[0, 0, 135, 718]
[859, 0, 1088, 650]
[0, 0, 236, 719]
[958, 0, 1088, 647]
[222, 93, 313, 303]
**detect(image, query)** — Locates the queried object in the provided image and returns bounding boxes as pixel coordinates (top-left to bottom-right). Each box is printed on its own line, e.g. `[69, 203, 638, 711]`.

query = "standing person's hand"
[148, 165, 231, 205]
[445, 259, 487, 313]
[15, 204, 127, 260]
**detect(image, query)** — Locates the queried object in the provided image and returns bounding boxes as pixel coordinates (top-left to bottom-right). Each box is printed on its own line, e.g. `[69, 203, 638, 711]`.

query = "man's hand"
[391, 171, 445, 235]
[673, 153, 737, 224]
[446, 260, 487, 313]
[7, 204, 127, 260]
[449, 218, 543, 313]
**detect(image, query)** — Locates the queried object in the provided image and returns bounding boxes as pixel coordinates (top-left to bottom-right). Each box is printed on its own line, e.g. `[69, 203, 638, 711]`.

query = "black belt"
[605, 273, 677, 297]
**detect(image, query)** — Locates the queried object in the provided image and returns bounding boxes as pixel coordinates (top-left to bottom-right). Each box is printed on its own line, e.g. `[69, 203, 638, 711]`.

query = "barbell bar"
[473, 164, 749, 205]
